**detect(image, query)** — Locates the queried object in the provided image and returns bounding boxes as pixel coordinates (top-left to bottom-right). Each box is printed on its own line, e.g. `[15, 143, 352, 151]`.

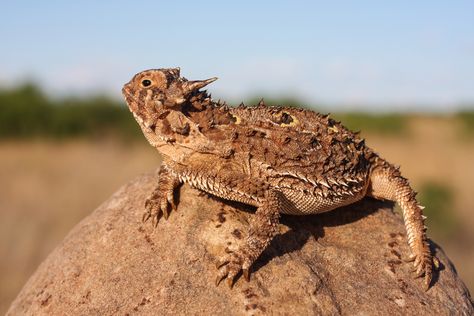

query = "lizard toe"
[215, 252, 245, 288]
[408, 249, 433, 290]
[143, 188, 177, 226]
[166, 191, 177, 212]
[144, 198, 163, 226]
[243, 268, 250, 282]
[215, 266, 228, 286]
[142, 209, 152, 223]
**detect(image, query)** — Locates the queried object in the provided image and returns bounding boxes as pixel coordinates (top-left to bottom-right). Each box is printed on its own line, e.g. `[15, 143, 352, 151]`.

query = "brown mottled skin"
[122, 68, 435, 289]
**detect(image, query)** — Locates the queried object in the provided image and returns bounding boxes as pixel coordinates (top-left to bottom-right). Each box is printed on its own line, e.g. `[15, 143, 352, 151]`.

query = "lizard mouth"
[122, 84, 144, 107]
[123, 84, 175, 144]
[122, 87, 135, 104]
[148, 123, 157, 133]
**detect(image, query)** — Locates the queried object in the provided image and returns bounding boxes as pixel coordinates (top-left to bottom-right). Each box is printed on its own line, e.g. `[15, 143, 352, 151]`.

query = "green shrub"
[332, 113, 407, 135]
[0, 83, 141, 140]
[0, 83, 53, 138]
[456, 110, 474, 135]
[418, 182, 458, 239]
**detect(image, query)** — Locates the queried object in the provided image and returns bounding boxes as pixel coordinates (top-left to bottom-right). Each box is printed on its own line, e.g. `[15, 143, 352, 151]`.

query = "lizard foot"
[142, 187, 176, 227]
[215, 250, 251, 288]
[406, 242, 435, 290]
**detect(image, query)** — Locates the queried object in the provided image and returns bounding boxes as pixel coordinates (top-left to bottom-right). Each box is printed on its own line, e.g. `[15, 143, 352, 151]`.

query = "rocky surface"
[8, 173, 473, 315]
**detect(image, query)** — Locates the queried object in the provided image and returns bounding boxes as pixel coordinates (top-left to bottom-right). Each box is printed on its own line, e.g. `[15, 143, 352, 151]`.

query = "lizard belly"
[177, 170, 262, 207]
[279, 187, 367, 215]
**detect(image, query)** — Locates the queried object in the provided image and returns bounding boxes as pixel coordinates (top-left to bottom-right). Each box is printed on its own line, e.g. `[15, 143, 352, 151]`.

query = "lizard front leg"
[168, 161, 283, 288]
[216, 190, 281, 288]
[143, 163, 181, 226]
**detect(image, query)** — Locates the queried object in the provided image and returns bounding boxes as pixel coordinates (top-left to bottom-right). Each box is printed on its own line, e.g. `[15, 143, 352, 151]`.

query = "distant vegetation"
[331, 113, 407, 135]
[418, 182, 458, 239]
[0, 83, 141, 140]
[1, 83, 472, 140]
[456, 110, 474, 135]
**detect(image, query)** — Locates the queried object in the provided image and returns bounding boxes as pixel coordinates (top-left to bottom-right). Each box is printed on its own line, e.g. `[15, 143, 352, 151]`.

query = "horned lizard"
[122, 68, 434, 289]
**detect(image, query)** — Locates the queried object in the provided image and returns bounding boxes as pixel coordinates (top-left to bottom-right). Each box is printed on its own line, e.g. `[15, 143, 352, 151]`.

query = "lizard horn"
[170, 67, 181, 77]
[184, 77, 218, 93]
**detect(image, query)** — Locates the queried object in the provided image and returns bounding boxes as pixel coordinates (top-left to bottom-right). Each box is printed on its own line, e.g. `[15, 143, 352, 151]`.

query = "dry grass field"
[0, 116, 473, 313]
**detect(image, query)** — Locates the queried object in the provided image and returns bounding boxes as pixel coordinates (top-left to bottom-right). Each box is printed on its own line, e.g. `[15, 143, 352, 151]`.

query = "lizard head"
[122, 68, 217, 129]
[122, 68, 217, 150]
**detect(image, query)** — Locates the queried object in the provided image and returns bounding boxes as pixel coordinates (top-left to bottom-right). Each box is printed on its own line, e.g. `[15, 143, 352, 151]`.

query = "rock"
[8, 173, 473, 315]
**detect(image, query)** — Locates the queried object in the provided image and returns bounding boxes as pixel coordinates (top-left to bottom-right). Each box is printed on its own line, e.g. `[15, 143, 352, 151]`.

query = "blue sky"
[1, 1, 473, 111]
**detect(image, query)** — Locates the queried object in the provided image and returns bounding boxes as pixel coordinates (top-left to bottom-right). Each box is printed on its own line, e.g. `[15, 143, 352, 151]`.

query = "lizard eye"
[141, 79, 152, 87]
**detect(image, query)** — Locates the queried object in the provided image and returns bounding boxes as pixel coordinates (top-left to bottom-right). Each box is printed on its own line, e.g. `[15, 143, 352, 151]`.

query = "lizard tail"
[367, 159, 433, 289]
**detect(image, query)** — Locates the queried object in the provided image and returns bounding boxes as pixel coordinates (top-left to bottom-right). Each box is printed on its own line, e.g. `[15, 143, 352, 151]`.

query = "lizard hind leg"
[368, 162, 433, 290]
[143, 164, 181, 227]
[216, 190, 281, 288]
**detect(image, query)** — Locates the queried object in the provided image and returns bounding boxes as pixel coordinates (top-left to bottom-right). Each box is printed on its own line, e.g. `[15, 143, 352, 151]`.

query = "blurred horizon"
[2, 80, 474, 114]
[2, 1, 474, 111]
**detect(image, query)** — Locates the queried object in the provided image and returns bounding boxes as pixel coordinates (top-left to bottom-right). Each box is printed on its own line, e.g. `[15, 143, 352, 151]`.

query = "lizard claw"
[216, 258, 230, 269]
[152, 215, 160, 228]
[215, 271, 227, 286]
[143, 187, 176, 227]
[144, 197, 163, 226]
[243, 268, 250, 282]
[215, 251, 246, 288]
[214, 264, 236, 288]
[408, 243, 433, 291]
[412, 265, 425, 279]
[424, 275, 431, 291]
[162, 207, 169, 220]
[142, 210, 152, 223]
